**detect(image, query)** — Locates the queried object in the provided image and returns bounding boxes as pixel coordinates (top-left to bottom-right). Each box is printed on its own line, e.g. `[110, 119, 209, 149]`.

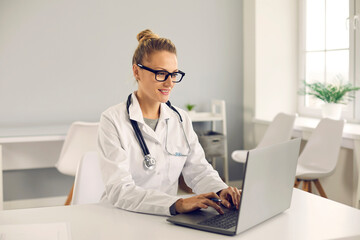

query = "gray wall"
[0, 0, 244, 201]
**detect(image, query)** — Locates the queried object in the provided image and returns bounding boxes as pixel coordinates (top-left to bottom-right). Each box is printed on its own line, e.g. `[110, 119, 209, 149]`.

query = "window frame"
[298, 0, 358, 122]
[355, 0, 360, 120]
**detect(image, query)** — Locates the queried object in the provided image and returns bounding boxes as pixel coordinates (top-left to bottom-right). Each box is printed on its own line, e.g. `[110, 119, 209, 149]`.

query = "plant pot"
[321, 103, 342, 120]
[187, 110, 196, 116]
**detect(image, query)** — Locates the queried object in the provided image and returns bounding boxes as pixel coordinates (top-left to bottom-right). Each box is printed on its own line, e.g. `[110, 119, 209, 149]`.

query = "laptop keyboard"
[198, 210, 239, 229]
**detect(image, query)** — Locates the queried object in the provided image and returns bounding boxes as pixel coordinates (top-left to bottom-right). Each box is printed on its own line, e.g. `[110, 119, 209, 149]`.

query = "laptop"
[167, 138, 301, 236]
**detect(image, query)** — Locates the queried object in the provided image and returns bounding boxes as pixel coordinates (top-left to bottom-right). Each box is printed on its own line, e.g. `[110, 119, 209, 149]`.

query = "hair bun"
[137, 29, 159, 43]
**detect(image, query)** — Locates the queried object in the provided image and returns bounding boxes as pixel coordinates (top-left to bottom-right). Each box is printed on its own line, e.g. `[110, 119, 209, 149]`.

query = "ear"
[132, 64, 140, 81]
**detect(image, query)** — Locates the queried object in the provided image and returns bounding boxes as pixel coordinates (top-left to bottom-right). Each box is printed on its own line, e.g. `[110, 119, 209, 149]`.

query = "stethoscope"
[126, 94, 191, 170]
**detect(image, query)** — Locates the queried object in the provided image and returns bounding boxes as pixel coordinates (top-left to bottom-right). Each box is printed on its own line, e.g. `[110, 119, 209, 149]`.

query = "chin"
[160, 98, 169, 103]
[155, 92, 170, 103]
[159, 96, 170, 103]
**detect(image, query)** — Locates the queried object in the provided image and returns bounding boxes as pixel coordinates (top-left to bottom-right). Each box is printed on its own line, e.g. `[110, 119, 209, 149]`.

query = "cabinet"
[189, 100, 228, 183]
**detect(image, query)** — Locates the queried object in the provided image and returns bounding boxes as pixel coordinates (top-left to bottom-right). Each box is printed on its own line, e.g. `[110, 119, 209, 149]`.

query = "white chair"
[72, 151, 105, 205]
[232, 113, 297, 163]
[294, 118, 344, 198]
[55, 121, 99, 205]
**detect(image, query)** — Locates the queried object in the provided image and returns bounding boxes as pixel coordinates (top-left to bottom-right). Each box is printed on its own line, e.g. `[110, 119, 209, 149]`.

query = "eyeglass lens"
[156, 71, 183, 82]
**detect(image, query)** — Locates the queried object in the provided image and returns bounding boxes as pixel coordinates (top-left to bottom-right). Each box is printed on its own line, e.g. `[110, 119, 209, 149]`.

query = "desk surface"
[0, 125, 69, 143]
[255, 116, 360, 141]
[0, 111, 222, 142]
[1, 189, 360, 240]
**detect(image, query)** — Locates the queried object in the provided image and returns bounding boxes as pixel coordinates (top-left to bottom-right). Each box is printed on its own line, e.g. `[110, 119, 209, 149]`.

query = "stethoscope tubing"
[127, 94, 150, 156]
[126, 93, 191, 170]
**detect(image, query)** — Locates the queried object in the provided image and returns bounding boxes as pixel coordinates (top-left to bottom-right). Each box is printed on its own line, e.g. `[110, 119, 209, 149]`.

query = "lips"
[159, 89, 170, 95]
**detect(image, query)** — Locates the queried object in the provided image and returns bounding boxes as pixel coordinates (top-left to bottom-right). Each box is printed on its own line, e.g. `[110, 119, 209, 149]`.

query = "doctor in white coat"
[98, 29, 241, 216]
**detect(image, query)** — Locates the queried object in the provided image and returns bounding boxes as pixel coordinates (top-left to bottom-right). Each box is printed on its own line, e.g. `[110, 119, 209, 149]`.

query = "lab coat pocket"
[167, 156, 186, 183]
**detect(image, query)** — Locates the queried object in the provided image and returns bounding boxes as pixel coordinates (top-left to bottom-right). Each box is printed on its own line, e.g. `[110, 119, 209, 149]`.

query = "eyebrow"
[155, 67, 180, 72]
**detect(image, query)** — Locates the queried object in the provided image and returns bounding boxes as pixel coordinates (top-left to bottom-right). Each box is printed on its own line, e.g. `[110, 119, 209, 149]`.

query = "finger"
[203, 199, 224, 214]
[219, 188, 232, 208]
[231, 187, 239, 208]
[234, 188, 242, 209]
[220, 198, 231, 208]
[201, 192, 222, 205]
[198, 203, 208, 209]
[202, 192, 220, 199]
[227, 187, 238, 208]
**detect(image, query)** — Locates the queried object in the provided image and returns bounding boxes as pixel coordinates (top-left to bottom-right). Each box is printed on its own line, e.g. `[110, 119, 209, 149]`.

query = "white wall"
[0, 0, 244, 202]
[0, 0, 243, 126]
[243, 0, 256, 150]
[255, 0, 298, 120]
[243, 0, 298, 149]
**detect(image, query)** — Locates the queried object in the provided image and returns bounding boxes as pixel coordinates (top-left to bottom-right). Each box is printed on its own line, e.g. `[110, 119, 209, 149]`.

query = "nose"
[163, 75, 174, 87]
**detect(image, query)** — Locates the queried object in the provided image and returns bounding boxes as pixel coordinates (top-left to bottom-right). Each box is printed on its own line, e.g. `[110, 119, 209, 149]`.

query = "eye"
[157, 71, 167, 77]
[171, 72, 179, 78]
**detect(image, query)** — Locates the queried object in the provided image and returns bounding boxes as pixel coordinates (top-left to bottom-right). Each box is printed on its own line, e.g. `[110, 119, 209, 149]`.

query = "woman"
[98, 29, 241, 216]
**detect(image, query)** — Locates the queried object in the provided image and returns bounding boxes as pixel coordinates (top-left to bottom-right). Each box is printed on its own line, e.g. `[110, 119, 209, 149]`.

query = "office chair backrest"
[72, 151, 105, 205]
[298, 118, 344, 174]
[257, 113, 296, 148]
[56, 121, 99, 176]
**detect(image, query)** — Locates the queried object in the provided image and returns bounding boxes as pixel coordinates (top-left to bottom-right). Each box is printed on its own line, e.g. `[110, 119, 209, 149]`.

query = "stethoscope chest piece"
[144, 154, 156, 170]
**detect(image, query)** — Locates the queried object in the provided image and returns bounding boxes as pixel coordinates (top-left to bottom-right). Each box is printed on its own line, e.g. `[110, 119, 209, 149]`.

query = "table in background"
[0, 125, 69, 210]
[1, 189, 360, 239]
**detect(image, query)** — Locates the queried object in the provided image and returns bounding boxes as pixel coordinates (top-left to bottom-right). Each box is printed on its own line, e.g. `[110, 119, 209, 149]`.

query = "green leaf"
[299, 80, 360, 104]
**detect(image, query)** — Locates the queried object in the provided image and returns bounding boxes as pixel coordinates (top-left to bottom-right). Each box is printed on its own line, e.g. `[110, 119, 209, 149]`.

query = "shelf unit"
[0, 125, 69, 210]
[189, 100, 228, 183]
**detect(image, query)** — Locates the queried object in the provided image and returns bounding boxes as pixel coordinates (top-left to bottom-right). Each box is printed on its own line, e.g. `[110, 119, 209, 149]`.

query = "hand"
[175, 192, 224, 215]
[219, 186, 242, 210]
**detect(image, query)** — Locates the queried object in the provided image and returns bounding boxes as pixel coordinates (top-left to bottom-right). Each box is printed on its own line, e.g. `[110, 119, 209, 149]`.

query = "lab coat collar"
[128, 93, 144, 123]
[128, 92, 174, 123]
[159, 102, 173, 121]
[128, 92, 176, 144]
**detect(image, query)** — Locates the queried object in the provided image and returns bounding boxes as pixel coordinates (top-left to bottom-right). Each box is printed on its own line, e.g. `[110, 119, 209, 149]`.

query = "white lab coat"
[97, 93, 228, 216]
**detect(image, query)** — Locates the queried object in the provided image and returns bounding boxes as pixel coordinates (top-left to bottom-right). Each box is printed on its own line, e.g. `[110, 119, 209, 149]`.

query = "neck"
[135, 92, 160, 119]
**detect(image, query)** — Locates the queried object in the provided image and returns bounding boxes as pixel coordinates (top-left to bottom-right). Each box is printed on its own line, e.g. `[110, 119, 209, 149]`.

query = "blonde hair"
[132, 29, 177, 65]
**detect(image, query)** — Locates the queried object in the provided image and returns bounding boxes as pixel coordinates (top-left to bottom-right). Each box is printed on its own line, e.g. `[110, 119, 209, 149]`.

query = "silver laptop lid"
[236, 138, 300, 234]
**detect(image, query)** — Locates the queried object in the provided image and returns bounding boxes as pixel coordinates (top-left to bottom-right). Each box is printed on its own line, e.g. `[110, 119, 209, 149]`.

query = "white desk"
[0, 189, 360, 239]
[0, 125, 69, 210]
[255, 116, 360, 209]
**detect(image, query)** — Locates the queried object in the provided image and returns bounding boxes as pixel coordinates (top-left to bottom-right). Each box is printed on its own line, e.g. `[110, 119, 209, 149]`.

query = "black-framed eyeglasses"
[137, 63, 185, 83]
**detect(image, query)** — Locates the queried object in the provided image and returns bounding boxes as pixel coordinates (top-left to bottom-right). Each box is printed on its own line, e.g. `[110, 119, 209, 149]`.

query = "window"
[299, 0, 359, 121]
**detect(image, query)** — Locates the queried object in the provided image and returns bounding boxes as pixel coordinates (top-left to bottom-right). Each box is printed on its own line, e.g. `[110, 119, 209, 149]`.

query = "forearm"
[182, 162, 228, 194]
[105, 180, 181, 216]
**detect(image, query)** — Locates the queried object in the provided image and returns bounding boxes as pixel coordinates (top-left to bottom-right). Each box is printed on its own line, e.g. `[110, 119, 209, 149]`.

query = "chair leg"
[294, 178, 301, 188]
[302, 181, 309, 192]
[308, 181, 312, 193]
[313, 179, 327, 198]
[65, 183, 74, 205]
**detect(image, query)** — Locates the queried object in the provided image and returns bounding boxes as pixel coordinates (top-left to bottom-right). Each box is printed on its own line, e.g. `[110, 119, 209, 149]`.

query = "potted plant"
[185, 104, 196, 115]
[299, 78, 360, 119]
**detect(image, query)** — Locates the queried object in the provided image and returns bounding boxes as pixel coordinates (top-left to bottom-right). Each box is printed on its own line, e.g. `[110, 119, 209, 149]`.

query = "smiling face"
[134, 50, 178, 106]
